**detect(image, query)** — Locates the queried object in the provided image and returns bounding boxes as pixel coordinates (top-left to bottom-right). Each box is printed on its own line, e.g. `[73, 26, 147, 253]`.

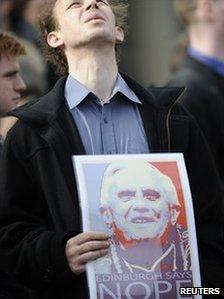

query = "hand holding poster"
[73, 154, 201, 299]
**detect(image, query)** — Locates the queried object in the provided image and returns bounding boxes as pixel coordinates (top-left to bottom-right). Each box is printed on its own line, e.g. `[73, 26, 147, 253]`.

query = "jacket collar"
[9, 74, 184, 129]
[8, 77, 67, 128]
[121, 73, 184, 110]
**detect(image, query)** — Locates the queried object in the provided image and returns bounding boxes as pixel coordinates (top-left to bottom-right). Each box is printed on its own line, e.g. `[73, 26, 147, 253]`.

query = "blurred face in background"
[0, 0, 13, 29]
[23, 0, 44, 25]
[196, 0, 224, 36]
[0, 54, 26, 116]
[212, 0, 224, 37]
[0, 0, 13, 18]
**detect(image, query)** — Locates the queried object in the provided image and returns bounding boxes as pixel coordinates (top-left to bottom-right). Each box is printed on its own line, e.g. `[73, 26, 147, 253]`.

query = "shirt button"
[103, 117, 108, 124]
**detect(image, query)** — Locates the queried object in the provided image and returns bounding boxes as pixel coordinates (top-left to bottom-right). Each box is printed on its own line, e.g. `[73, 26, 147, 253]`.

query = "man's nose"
[86, 0, 99, 10]
[14, 75, 26, 92]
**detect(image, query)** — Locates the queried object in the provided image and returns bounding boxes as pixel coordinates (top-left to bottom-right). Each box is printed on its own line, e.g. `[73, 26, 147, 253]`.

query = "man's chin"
[79, 30, 115, 46]
[122, 230, 161, 242]
[112, 223, 166, 245]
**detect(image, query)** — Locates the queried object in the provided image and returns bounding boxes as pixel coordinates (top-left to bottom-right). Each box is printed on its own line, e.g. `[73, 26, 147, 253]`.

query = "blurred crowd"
[0, 0, 58, 99]
[0, 0, 60, 153]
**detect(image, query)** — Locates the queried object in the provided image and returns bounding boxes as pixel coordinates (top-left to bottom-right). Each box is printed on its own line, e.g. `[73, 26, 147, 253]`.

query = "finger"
[69, 232, 110, 246]
[70, 264, 86, 275]
[78, 249, 109, 265]
[77, 240, 110, 255]
[66, 240, 110, 257]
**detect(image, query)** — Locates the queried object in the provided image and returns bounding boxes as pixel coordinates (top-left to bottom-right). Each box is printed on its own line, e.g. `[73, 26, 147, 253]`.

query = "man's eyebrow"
[2, 70, 19, 77]
[62, 0, 76, 10]
[97, 0, 109, 4]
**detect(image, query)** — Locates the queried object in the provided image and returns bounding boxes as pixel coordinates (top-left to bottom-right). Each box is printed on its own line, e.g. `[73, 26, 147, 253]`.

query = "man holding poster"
[0, 0, 223, 298]
[96, 161, 190, 275]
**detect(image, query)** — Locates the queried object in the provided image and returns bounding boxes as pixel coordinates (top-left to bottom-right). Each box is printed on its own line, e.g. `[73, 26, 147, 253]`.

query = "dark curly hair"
[39, 0, 129, 76]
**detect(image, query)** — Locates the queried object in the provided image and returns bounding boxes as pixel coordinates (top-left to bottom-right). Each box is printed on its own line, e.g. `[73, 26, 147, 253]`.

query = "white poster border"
[73, 153, 201, 299]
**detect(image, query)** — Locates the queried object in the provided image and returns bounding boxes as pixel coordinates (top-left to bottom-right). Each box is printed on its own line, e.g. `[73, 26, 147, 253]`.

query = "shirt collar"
[188, 46, 224, 77]
[65, 73, 141, 109]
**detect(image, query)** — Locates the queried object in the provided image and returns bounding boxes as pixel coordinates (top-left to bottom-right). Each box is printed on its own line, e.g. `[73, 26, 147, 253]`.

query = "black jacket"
[169, 54, 224, 195]
[0, 75, 223, 298]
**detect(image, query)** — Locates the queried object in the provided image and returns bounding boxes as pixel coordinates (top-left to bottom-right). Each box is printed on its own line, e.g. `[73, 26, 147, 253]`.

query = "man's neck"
[67, 46, 118, 103]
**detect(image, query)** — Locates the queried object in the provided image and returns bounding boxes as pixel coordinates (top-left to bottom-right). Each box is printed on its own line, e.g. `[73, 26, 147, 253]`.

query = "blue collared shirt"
[188, 46, 224, 77]
[65, 74, 149, 155]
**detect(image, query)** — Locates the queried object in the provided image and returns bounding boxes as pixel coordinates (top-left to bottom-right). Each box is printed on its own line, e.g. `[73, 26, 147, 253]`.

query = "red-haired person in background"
[0, 31, 26, 156]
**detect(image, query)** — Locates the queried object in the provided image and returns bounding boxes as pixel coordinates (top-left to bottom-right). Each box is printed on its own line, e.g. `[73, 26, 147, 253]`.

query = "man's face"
[0, 54, 26, 116]
[197, 0, 224, 36]
[0, 0, 12, 18]
[213, 0, 224, 36]
[107, 168, 173, 241]
[48, 0, 124, 52]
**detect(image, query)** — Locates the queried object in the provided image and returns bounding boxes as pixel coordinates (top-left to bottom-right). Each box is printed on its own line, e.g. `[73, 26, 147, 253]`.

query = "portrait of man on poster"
[95, 161, 190, 274]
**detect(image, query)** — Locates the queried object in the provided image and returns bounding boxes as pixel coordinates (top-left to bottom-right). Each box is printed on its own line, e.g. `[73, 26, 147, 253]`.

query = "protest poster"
[73, 153, 201, 299]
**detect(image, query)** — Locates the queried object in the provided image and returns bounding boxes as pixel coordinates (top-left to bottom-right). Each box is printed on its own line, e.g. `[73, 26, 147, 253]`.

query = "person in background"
[9, 0, 43, 47]
[8, 0, 54, 92]
[0, 1, 223, 298]
[169, 0, 224, 200]
[0, 0, 13, 31]
[0, 33, 47, 152]
[0, 31, 26, 156]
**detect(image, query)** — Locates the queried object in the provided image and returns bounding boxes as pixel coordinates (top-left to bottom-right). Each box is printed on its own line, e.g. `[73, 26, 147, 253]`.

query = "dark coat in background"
[0, 75, 223, 298]
[0, 145, 2, 160]
[169, 54, 224, 198]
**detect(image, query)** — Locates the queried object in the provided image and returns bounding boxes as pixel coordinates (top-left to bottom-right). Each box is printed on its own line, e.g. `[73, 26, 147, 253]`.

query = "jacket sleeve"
[0, 124, 78, 291]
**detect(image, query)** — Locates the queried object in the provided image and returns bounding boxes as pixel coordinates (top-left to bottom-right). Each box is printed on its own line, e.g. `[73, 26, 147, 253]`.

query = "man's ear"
[170, 208, 180, 226]
[47, 31, 64, 48]
[100, 207, 114, 229]
[115, 26, 124, 44]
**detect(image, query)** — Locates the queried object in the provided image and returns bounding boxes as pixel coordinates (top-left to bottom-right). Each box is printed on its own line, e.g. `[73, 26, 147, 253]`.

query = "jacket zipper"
[166, 88, 186, 152]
